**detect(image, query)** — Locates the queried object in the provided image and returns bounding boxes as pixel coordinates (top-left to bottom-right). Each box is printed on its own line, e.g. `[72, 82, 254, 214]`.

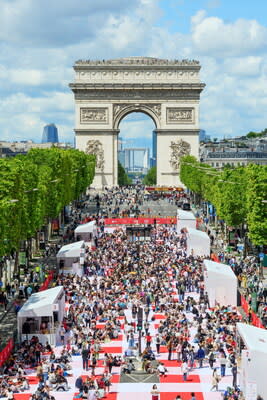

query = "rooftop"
[207, 151, 267, 159]
[74, 56, 200, 66]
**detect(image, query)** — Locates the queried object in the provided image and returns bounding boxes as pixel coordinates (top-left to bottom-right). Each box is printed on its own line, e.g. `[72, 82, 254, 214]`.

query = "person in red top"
[97, 375, 106, 397]
[146, 333, 152, 348]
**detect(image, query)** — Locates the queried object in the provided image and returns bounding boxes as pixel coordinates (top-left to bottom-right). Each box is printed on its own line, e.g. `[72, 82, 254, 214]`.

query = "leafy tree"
[0, 148, 96, 258]
[118, 161, 132, 186]
[213, 167, 247, 226]
[180, 155, 267, 245]
[143, 166, 156, 185]
[246, 164, 267, 245]
[246, 131, 258, 138]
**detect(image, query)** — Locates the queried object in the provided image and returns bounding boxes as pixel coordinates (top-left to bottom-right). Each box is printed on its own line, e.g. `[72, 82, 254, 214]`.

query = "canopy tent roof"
[56, 241, 84, 258]
[74, 221, 96, 234]
[187, 227, 208, 239]
[203, 259, 236, 279]
[177, 210, 196, 221]
[18, 286, 64, 317]
[237, 323, 267, 353]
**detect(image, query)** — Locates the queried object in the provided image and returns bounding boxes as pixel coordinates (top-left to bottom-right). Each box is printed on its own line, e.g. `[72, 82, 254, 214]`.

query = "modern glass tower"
[42, 123, 59, 143]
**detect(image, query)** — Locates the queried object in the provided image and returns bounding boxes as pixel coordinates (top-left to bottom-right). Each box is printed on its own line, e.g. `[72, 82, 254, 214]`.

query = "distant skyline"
[1, 0, 267, 143]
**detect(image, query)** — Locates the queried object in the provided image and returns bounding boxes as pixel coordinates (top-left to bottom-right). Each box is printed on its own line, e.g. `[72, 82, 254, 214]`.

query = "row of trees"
[246, 128, 267, 139]
[180, 155, 267, 245]
[118, 161, 132, 186]
[0, 148, 96, 258]
[143, 166, 156, 185]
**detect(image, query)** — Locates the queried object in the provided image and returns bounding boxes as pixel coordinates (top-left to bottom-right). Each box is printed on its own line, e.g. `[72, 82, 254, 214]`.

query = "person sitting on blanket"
[143, 360, 156, 374]
[112, 356, 121, 366]
[122, 359, 135, 374]
[19, 377, 30, 391]
[157, 362, 167, 377]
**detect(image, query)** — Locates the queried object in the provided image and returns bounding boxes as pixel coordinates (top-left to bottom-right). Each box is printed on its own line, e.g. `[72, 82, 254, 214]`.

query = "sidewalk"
[0, 300, 17, 350]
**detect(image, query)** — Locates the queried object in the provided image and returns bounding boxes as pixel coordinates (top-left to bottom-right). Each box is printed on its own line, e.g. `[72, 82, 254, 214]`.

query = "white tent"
[237, 323, 267, 400]
[18, 286, 65, 345]
[177, 210, 196, 232]
[56, 240, 85, 268]
[186, 228, 210, 257]
[74, 220, 98, 242]
[203, 259, 237, 307]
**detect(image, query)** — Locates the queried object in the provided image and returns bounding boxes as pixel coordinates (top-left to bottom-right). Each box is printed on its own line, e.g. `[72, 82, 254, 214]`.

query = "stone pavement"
[0, 300, 17, 350]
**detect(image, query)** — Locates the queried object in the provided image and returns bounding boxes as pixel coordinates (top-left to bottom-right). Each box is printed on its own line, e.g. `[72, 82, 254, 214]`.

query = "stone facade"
[69, 57, 205, 187]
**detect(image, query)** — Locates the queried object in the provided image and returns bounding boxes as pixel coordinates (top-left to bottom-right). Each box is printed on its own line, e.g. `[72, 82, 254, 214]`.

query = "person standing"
[106, 354, 113, 374]
[196, 346, 205, 368]
[167, 338, 173, 361]
[181, 360, 188, 382]
[155, 334, 161, 354]
[93, 339, 100, 360]
[219, 351, 227, 377]
[90, 354, 97, 376]
[188, 347, 195, 370]
[210, 368, 220, 391]
[151, 384, 160, 400]
[232, 363, 237, 389]
[146, 332, 152, 348]
[103, 371, 112, 395]
[35, 343, 42, 365]
[208, 349, 216, 369]
[60, 325, 65, 345]
[82, 345, 90, 371]
[176, 341, 182, 362]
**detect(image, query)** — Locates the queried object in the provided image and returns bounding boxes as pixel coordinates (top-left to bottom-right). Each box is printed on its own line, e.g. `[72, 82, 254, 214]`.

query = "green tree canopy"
[143, 166, 156, 185]
[118, 161, 132, 186]
[180, 155, 267, 245]
[0, 148, 96, 257]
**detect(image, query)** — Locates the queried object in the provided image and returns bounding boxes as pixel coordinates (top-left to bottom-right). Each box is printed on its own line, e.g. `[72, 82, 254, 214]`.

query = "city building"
[205, 151, 267, 168]
[200, 135, 267, 167]
[0, 140, 72, 158]
[150, 130, 157, 168]
[117, 136, 125, 166]
[123, 148, 150, 174]
[199, 129, 211, 143]
[42, 123, 59, 143]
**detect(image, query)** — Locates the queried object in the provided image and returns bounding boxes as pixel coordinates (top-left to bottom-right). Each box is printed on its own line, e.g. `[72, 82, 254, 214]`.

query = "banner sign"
[104, 217, 177, 225]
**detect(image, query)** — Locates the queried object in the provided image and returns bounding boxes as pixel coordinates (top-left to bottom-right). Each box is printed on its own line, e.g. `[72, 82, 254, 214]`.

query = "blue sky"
[1, 0, 267, 151]
[159, 0, 267, 32]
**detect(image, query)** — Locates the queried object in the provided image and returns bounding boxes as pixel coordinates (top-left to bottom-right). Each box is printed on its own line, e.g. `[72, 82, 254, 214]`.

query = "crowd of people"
[0, 186, 264, 399]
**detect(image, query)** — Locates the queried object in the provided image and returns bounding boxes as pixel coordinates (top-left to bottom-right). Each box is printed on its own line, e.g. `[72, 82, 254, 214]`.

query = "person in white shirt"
[181, 361, 189, 382]
[157, 362, 167, 377]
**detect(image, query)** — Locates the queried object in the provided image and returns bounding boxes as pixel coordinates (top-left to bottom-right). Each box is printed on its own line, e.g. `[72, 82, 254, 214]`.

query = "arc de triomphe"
[69, 57, 205, 187]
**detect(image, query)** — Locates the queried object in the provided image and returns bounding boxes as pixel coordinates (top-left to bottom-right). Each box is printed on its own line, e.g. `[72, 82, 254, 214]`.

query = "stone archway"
[69, 57, 205, 187]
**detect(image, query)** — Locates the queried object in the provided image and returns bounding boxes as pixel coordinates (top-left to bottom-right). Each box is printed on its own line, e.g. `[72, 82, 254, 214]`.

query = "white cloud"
[10, 69, 43, 85]
[0, 0, 139, 47]
[0, 91, 74, 142]
[192, 11, 267, 57]
[223, 56, 263, 76]
[120, 115, 155, 144]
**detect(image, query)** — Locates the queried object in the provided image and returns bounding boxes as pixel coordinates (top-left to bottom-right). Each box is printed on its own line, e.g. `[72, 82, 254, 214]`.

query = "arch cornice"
[113, 103, 161, 130]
